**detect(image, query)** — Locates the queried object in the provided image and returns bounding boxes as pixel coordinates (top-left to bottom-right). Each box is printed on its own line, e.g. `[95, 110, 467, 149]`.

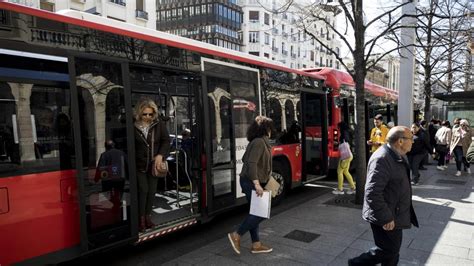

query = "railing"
[110, 0, 126, 6]
[282, 32, 288, 38]
[291, 53, 296, 58]
[272, 47, 279, 53]
[282, 50, 288, 56]
[0, 10, 10, 26]
[31, 28, 86, 49]
[136, 9, 148, 20]
[272, 28, 278, 34]
[7, 0, 35, 7]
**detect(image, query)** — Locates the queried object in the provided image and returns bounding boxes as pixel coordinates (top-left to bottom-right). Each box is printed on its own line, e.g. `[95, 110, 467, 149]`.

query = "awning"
[434, 91, 474, 101]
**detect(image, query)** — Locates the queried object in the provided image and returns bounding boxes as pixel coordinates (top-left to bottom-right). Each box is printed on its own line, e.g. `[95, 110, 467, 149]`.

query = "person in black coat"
[407, 123, 431, 185]
[134, 99, 170, 232]
[349, 126, 419, 266]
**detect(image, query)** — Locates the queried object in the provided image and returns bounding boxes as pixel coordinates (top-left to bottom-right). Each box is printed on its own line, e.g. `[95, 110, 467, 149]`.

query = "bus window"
[0, 82, 74, 177]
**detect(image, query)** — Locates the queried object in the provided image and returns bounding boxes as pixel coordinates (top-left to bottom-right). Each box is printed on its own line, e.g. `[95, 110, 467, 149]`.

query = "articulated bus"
[0, 2, 330, 264]
[302, 68, 399, 169]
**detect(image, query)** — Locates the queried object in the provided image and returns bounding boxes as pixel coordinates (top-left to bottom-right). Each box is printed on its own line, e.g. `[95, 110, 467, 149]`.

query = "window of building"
[249, 11, 259, 22]
[264, 33, 270, 45]
[264, 53, 270, 58]
[282, 24, 285, 33]
[249, 51, 259, 56]
[264, 13, 270, 25]
[249, 31, 259, 43]
[282, 42, 286, 51]
[320, 57, 323, 66]
[311, 51, 314, 61]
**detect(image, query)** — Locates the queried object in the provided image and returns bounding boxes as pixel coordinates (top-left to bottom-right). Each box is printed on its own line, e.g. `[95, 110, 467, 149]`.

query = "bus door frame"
[200, 58, 261, 215]
[68, 52, 138, 254]
[299, 88, 329, 181]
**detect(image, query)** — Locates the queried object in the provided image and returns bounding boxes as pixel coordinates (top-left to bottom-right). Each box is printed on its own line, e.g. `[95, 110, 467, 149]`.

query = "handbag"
[264, 176, 280, 198]
[151, 128, 168, 177]
[339, 141, 352, 160]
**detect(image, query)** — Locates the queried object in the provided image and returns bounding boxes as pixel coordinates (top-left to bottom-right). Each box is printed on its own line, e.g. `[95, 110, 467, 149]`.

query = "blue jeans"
[453, 146, 470, 171]
[237, 177, 265, 242]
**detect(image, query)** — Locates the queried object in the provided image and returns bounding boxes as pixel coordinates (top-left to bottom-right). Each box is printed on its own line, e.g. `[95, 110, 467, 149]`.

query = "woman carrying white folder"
[228, 115, 274, 255]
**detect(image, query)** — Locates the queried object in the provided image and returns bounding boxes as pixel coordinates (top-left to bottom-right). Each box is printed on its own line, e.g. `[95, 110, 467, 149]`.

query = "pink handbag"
[339, 142, 353, 160]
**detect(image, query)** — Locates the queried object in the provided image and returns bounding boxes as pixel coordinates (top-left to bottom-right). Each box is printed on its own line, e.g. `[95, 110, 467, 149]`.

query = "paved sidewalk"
[164, 164, 474, 266]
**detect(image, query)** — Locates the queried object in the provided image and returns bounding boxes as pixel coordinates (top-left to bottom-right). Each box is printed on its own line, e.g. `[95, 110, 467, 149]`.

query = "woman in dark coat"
[407, 123, 431, 185]
[228, 116, 274, 255]
[134, 99, 170, 232]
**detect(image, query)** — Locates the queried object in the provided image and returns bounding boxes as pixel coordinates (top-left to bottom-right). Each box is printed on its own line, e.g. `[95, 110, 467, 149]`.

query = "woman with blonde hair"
[134, 99, 170, 232]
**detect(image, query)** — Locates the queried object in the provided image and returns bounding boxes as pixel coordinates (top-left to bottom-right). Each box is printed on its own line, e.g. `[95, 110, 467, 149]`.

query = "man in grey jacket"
[349, 126, 419, 266]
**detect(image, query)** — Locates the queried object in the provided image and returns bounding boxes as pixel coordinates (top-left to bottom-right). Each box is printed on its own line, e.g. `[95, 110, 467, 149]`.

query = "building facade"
[7, 0, 157, 29]
[156, 0, 243, 51]
[239, 0, 342, 69]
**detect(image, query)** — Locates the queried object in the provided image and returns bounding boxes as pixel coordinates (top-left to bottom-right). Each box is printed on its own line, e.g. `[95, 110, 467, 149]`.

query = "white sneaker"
[455, 171, 461, 176]
[443, 165, 448, 169]
[332, 189, 344, 195]
[345, 189, 356, 195]
[467, 169, 471, 174]
[437, 166, 445, 171]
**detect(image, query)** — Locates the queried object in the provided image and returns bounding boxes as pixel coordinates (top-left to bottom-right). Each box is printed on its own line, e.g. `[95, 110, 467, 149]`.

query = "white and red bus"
[0, 2, 330, 264]
[302, 67, 398, 169]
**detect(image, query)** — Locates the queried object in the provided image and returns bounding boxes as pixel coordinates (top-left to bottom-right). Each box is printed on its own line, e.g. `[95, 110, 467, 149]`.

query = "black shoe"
[419, 167, 427, 170]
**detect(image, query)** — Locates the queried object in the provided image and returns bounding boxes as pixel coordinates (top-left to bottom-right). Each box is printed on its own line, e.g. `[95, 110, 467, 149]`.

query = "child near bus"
[333, 122, 356, 195]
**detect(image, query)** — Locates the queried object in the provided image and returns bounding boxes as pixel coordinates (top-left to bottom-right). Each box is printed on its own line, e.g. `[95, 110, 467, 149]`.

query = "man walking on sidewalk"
[349, 126, 419, 266]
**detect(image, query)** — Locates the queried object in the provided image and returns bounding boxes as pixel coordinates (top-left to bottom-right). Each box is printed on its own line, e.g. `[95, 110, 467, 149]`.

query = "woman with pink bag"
[333, 122, 356, 195]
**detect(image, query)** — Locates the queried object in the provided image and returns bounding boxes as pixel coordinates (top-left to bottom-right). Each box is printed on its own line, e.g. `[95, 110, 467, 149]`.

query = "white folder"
[249, 190, 272, 218]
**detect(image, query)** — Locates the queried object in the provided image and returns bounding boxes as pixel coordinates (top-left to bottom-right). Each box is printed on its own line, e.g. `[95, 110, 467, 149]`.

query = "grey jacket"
[362, 145, 419, 229]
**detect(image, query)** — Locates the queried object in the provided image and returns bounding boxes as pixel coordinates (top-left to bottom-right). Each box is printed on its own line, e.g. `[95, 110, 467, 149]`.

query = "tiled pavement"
[164, 164, 474, 265]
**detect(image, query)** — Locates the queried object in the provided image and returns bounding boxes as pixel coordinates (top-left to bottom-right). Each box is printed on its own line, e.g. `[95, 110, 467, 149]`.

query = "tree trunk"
[352, 0, 366, 205]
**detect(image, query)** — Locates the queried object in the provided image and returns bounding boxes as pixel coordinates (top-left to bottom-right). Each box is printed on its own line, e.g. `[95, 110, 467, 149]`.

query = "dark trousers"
[237, 177, 265, 243]
[437, 149, 447, 166]
[453, 146, 470, 171]
[350, 223, 403, 266]
[408, 153, 425, 183]
[137, 171, 158, 217]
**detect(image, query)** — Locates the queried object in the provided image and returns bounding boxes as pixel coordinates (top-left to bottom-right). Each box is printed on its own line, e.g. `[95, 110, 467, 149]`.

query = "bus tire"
[271, 163, 288, 206]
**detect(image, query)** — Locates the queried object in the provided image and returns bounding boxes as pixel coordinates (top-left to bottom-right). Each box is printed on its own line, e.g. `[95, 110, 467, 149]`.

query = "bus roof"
[302, 67, 398, 100]
[0, 2, 326, 81]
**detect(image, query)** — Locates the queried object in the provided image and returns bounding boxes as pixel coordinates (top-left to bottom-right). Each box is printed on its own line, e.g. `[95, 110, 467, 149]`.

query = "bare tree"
[272, 0, 416, 204]
[414, 0, 469, 120]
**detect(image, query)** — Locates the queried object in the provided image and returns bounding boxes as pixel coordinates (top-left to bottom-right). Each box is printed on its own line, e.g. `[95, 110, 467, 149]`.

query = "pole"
[398, 0, 417, 127]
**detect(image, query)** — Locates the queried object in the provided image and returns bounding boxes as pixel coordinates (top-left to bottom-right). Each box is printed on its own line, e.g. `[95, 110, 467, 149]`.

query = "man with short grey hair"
[349, 126, 419, 266]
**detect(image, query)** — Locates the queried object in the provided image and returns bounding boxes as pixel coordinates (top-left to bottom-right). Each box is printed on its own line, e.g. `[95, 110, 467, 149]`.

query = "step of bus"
[136, 216, 199, 244]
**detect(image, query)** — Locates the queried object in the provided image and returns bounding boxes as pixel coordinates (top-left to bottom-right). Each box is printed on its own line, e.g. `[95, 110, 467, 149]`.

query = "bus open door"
[300, 90, 328, 182]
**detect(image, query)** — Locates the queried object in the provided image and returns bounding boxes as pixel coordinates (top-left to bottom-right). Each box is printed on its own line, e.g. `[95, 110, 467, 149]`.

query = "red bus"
[302, 67, 398, 169]
[0, 3, 330, 264]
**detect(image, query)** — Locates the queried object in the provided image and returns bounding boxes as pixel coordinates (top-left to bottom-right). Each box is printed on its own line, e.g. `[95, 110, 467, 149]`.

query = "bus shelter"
[434, 91, 474, 123]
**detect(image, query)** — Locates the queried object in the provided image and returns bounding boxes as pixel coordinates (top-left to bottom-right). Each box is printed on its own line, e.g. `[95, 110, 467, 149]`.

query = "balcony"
[272, 28, 279, 35]
[282, 32, 288, 39]
[291, 53, 296, 59]
[110, 0, 125, 6]
[136, 9, 148, 20]
[272, 47, 279, 53]
[282, 50, 288, 56]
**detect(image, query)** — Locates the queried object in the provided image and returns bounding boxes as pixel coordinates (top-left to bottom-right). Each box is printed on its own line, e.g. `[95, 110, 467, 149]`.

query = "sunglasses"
[142, 113, 154, 117]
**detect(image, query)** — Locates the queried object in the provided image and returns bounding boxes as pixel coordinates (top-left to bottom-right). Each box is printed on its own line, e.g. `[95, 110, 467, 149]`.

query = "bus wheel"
[271, 164, 288, 205]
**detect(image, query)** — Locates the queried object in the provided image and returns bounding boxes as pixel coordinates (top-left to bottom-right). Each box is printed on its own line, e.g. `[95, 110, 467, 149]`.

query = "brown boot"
[145, 215, 155, 229]
[139, 216, 146, 232]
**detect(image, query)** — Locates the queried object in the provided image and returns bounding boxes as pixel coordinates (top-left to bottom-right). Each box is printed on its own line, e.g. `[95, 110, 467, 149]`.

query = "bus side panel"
[0, 170, 80, 265]
[272, 143, 302, 183]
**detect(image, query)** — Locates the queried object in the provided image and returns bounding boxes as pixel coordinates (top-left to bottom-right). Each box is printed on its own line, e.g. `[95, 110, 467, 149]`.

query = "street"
[62, 183, 333, 265]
